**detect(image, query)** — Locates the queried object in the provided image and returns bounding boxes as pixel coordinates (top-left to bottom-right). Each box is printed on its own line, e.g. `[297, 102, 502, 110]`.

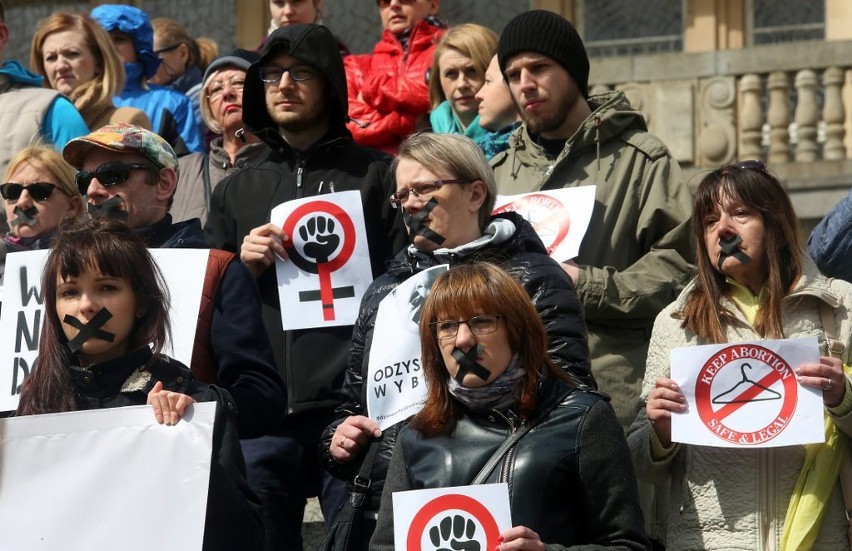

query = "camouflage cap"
[63, 123, 178, 170]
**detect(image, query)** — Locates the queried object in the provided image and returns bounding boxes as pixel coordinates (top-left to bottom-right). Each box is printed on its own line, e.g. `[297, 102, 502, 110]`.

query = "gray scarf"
[447, 354, 525, 412]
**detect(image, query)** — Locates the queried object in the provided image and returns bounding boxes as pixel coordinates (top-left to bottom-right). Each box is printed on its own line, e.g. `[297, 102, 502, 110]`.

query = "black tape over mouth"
[87, 196, 128, 222]
[10, 206, 39, 227]
[717, 234, 751, 271]
[451, 344, 489, 384]
[64, 308, 116, 353]
[402, 198, 445, 246]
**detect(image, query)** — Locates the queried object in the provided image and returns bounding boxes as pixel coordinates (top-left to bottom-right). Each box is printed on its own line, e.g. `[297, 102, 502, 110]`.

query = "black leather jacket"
[320, 212, 592, 513]
[370, 379, 651, 551]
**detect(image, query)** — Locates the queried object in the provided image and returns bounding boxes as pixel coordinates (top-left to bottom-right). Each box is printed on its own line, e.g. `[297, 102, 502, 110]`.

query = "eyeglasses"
[207, 76, 246, 100]
[75, 162, 156, 195]
[258, 65, 318, 84]
[389, 179, 468, 208]
[0, 182, 58, 202]
[376, 0, 418, 7]
[431, 314, 502, 340]
[154, 43, 181, 56]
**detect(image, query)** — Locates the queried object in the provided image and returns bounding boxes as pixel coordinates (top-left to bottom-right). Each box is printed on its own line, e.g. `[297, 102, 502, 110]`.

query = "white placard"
[366, 266, 447, 430]
[0, 248, 208, 412]
[393, 483, 512, 551]
[0, 402, 215, 550]
[271, 190, 372, 330]
[492, 186, 596, 262]
[671, 337, 825, 448]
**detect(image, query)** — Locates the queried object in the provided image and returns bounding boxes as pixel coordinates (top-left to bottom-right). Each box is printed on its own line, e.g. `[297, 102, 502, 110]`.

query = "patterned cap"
[63, 123, 178, 170]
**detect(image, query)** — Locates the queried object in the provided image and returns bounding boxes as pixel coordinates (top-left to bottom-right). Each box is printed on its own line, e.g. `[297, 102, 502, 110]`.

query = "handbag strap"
[349, 436, 382, 509]
[471, 394, 564, 485]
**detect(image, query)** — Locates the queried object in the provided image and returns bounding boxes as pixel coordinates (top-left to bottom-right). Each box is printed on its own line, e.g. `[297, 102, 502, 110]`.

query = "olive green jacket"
[491, 90, 695, 427]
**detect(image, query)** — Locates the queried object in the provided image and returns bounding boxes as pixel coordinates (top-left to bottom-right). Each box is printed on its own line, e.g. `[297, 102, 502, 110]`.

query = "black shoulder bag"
[319, 437, 382, 551]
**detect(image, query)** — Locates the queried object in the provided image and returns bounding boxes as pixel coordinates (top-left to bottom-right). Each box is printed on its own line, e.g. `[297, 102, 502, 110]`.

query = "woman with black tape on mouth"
[370, 262, 649, 550]
[629, 161, 852, 550]
[319, 132, 592, 549]
[1, 145, 82, 287]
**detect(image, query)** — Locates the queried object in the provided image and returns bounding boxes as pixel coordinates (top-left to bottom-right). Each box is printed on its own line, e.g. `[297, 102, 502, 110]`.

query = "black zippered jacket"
[204, 24, 406, 418]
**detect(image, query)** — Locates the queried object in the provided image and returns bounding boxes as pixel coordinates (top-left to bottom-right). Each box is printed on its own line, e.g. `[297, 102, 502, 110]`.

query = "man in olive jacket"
[492, 10, 695, 429]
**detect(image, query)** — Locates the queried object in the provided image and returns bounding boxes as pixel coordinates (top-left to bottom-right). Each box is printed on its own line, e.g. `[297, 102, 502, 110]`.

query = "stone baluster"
[823, 67, 845, 160]
[844, 70, 852, 159]
[767, 71, 791, 163]
[793, 69, 819, 162]
[739, 74, 763, 160]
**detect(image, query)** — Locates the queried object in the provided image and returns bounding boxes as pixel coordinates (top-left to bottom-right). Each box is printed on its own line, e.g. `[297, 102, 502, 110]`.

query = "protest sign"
[366, 266, 447, 430]
[0, 402, 215, 550]
[393, 483, 511, 551]
[671, 337, 824, 448]
[272, 190, 372, 330]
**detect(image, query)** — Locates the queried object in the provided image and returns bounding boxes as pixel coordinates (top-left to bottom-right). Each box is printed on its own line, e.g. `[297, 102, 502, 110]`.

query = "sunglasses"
[376, 0, 418, 7]
[733, 159, 768, 172]
[75, 162, 156, 195]
[0, 182, 58, 202]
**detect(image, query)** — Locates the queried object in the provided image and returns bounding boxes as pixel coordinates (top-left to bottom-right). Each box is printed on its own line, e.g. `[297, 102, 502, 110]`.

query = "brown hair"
[410, 262, 569, 436]
[429, 23, 497, 109]
[31, 12, 126, 127]
[17, 218, 172, 415]
[681, 163, 803, 342]
[152, 17, 217, 71]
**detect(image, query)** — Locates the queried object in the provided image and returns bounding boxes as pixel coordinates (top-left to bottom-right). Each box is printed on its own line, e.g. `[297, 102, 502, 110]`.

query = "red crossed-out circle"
[695, 344, 798, 445]
[493, 194, 570, 255]
[281, 200, 356, 271]
[407, 494, 500, 551]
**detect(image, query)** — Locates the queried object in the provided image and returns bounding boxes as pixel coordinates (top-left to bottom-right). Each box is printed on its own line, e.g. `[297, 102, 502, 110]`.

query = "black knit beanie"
[498, 10, 590, 98]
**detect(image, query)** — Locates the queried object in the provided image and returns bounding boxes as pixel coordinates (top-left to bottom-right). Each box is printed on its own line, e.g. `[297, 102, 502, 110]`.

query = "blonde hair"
[31, 12, 126, 126]
[152, 18, 217, 71]
[200, 68, 223, 133]
[428, 23, 498, 109]
[4, 144, 82, 214]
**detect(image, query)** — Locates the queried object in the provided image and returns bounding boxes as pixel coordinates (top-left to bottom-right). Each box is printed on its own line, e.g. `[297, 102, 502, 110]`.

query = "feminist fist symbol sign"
[283, 201, 356, 321]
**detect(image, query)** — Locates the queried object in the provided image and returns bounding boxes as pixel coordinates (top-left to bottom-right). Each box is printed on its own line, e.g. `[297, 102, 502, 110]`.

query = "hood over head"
[91, 4, 161, 79]
[243, 24, 348, 144]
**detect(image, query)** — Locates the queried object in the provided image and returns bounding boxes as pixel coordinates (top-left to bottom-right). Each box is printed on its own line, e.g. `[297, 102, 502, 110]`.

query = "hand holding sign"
[795, 355, 847, 408]
[330, 415, 381, 464]
[645, 377, 686, 448]
[241, 223, 289, 278]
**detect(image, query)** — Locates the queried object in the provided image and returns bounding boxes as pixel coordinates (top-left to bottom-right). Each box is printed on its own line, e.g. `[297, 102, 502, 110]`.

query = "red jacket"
[345, 20, 444, 153]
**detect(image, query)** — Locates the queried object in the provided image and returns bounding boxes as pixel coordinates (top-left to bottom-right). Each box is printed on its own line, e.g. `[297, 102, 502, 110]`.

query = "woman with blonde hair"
[428, 23, 497, 145]
[0, 144, 83, 286]
[31, 11, 150, 131]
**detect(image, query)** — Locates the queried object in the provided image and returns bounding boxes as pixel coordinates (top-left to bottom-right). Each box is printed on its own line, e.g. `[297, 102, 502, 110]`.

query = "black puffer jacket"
[204, 24, 407, 419]
[370, 378, 650, 550]
[320, 212, 592, 512]
[69, 347, 263, 551]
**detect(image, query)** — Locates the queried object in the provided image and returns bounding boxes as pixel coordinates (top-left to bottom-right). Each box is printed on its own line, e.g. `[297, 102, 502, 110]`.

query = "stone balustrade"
[589, 40, 852, 225]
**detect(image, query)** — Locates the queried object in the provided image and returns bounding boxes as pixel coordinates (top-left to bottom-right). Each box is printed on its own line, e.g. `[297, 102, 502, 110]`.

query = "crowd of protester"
[2, 0, 852, 550]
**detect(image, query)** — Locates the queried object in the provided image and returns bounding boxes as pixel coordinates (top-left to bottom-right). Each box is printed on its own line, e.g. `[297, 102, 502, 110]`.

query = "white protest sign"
[0, 248, 207, 412]
[367, 265, 447, 430]
[671, 337, 824, 448]
[393, 483, 512, 551]
[272, 190, 372, 330]
[0, 402, 215, 550]
[492, 186, 596, 262]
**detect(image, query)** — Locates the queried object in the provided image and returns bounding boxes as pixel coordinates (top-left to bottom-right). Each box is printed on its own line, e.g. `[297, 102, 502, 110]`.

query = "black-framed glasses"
[376, 0, 417, 7]
[0, 182, 58, 202]
[154, 43, 181, 56]
[389, 179, 468, 208]
[75, 162, 156, 195]
[258, 65, 318, 84]
[206, 75, 246, 100]
[431, 315, 503, 340]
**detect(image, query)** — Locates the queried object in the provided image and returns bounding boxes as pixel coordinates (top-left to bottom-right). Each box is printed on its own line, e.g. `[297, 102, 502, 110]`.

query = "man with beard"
[204, 24, 406, 551]
[491, 10, 695, 432]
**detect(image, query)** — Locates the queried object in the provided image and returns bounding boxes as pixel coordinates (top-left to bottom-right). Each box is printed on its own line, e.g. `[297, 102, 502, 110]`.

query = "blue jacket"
[808, 189, 852, 282]
[0, 60, 88, 149]
[115, 63, 203, 155]
[139, 214, 287, 437]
